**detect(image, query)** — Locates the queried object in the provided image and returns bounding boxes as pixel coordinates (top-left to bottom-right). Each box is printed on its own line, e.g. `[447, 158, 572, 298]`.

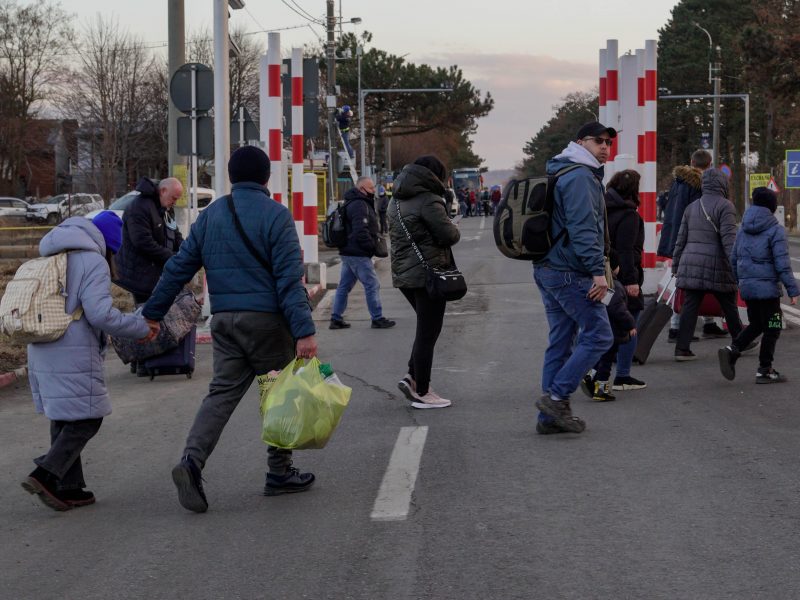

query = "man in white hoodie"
[533, 122, 616, 435]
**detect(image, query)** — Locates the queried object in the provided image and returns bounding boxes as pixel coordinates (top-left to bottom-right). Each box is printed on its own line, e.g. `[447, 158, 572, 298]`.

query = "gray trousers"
[184, 311, 295, 475]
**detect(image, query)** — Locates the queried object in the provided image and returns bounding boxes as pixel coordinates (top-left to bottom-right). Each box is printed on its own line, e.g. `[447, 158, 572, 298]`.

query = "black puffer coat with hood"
[387, 163, 460, 289]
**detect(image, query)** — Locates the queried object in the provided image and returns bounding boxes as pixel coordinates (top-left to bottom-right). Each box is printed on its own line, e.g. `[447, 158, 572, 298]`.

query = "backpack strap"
[226, 195, 273, 276]
[547, 164, 586, 246]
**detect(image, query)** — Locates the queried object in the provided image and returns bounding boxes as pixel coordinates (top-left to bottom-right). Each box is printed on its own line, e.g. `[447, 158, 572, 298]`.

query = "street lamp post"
[694, 22, 721, 165]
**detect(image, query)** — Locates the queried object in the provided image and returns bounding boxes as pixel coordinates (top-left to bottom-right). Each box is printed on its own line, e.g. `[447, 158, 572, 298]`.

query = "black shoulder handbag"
[395, 201, 467, 301]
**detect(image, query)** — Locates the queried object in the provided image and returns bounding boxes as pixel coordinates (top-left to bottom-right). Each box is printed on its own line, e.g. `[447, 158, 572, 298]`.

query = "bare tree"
[61, 16, 157, 201]
[0, 0, 73, 196]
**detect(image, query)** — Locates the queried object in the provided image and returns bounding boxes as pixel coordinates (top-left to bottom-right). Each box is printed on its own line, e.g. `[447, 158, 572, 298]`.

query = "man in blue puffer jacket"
[533, 122, 615, 435]
[718, 187, 799, 384]
[143, 145, 318, 513]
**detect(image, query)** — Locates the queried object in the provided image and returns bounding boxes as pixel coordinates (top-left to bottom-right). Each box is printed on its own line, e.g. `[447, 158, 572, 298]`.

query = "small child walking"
[718, 187, 799, 383]
[21, 213, 153, 511]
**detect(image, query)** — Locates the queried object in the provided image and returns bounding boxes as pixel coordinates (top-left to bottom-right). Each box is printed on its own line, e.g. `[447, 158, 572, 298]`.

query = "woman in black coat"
[605, 169, 646, 390]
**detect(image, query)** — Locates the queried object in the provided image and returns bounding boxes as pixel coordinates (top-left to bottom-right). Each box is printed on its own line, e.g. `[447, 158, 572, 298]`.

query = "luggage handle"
[657, 274, 676, 304]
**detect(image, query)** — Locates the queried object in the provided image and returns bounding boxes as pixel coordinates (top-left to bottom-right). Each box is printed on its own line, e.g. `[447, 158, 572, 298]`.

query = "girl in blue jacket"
[21, 213, 153, 511]
[718, 188, 800, 383]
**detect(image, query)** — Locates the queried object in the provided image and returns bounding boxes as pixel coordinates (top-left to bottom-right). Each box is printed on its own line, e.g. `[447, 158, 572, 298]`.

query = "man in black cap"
[143, 145, 318, 513]
[533, 121, 616, 435]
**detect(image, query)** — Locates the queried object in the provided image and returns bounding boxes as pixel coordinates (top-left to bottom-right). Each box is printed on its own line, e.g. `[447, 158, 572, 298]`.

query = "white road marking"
[371, 426, 428, 522]
[479, 215, 486, 230]
[781, 302, 800, 326]
[793, 272, 800, 279]
[791, 257, 800, 262]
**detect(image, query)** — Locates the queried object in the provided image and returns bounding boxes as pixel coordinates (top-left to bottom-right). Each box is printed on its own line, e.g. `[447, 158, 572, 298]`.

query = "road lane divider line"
[370, 426, 428, 522]
[479, 215, 486, 230]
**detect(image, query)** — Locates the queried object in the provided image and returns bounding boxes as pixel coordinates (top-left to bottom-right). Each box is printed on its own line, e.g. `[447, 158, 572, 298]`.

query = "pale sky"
[62, 0, 680, 170]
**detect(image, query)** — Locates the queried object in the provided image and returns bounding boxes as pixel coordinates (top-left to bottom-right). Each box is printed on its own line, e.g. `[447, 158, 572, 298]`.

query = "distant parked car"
[0, 196, 31, 219]
[27, 193, 104, 224]
[84, 187, 216, 220]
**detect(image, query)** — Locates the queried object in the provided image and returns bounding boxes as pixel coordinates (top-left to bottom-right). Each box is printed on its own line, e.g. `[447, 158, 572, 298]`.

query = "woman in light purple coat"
[21, 214, 152, 512]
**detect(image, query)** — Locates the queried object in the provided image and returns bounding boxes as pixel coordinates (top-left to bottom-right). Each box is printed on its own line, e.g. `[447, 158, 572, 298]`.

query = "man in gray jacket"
[143, 146, 318, 513]
[672, 168, 743, 360]
[534, 122, 615, 435]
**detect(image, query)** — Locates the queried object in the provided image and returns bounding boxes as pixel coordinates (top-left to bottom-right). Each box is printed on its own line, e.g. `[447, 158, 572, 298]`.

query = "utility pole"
[712, 45, 721, 166]
[167, 0, 185, 177]
[326, 0, 337, 206]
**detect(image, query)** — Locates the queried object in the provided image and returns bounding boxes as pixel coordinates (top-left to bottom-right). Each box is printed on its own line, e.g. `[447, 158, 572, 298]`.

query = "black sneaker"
[718, 346, 739, 381]
[21, 467, 70, 512]
[579, 374, 594, 399]
[612, 375, 647, 391]
[674, 349, 697, 362]
[756, 368, 787, 384]
[371, 317, 396, 329]
[535, 395, 586, 433]
[592, 381, 617, 402]
[668, 329, 699, 343]
[61, 489, 96, 508]
[536, 420, 574, 435]
[171, 455, 208, 513]
[264, 466, 316, 496]
[703, 323, 728, 338]
[329, 319, 351, 330]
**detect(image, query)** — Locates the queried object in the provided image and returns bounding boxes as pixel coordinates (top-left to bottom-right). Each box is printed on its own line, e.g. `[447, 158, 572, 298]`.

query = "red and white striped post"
[599, 48, 607, 125]
[605, 40, 619, 179]
[303, 172, 319, 263]
[642, 39, 658, 269]
[266, 32, 284, 207]
[617, 53, 638, 172]
[636, 48, 646, 175]
[291, 47, 304, 244]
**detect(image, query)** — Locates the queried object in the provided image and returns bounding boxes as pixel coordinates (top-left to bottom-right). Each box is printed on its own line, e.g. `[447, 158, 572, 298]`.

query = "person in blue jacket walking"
[22, 213, 153, 512]
[718, 187, 799, 383]
[142, 145, 319, 513]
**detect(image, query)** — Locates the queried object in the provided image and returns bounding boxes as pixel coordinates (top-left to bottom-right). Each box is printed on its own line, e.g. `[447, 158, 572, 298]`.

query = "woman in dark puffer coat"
[388, 155, 460, 409]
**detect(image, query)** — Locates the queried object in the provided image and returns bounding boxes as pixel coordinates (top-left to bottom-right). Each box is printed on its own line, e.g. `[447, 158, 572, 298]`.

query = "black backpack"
[493, 164, 583, 261]
[322, 202, 348, 248]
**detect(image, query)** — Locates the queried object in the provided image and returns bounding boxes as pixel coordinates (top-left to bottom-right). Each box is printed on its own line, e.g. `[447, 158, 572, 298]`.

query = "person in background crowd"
[377, 184, 390, 235]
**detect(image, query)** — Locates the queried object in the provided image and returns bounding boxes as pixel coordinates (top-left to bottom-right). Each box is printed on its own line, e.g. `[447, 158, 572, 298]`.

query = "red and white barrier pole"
[267, 32, 284, 207]
[642, 39, 658, 269]
[599, 48, 607, 126]
[618, 53, 638, 165]
[291, 47, 304, 244]
[605, 40, 619, 180]
[636, 48, 645, 175]
[303, 173, 319, 263]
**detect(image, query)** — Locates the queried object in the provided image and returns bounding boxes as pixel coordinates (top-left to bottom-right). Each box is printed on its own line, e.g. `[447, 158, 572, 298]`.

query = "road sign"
[719, 164, 732, 179]
[170, 63, 214, 114]
[750, 173, 770, 189]
[786, 150, 800, 189]
[177, 116, 214, 157]
[282, 57, 321, 138]
[231, 106, 259, 146]
[767, 176, 781, 193]
[700, 132, 711, 150]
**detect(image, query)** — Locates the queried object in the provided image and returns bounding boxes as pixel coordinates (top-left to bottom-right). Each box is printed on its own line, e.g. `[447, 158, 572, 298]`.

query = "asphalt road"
[2, 216, 800, 599]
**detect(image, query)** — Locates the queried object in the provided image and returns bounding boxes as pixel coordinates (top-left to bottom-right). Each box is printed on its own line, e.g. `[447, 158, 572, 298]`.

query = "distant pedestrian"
[389, 155, 460, 409]
[336, 105, 355, 159]
[377, 184, 390, 234]
[672, 168, 743, 361]
[22, 213, 154, 512]
[330, 176, 396, 330]
[143, 145, 319, 513]
[490, 186, 502, 212]
[533, 121, 615, 434]
[718, 187, 799, 383]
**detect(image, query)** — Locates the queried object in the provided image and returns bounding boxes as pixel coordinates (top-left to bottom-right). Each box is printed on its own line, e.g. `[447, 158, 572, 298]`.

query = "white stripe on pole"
[259, 54, 268, 144]
[267, 33, 284, 207]
[599, 48, 607, 125]
[644, 39, 658, 268]
[303, 172, 319, 263]
[617, 54, 638, 162]
[291, 47, 304, 243]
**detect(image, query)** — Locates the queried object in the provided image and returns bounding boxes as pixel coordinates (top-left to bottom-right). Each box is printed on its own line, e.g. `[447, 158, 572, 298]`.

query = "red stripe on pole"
[599, 77, 607, 106]
[292, 135, 303, 163]
[606, 70, 618, 101]
[268, 130, 282, 160]
[273, 192, 282, 204]
[644, 131, 657, 162]
[608, 141, 618, 162]
[291, 78, 303, 106]
[645, 70, 657, 101]
[303, 206, 317, 235]
[637, 77, 645, 106]
[293, 192, 303, 218]
[268, 64, 281, 96]
[642, 252, 656, 268]
[640, 192, 657, 221]
[637, 135, 645, 164]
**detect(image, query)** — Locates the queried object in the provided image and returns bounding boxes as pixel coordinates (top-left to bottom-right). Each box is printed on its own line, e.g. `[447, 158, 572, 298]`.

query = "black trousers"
[733, 297, 782, 369]
[34, 418, 103, 490]
[677, 289, 742, 350]
[400, 288, 447, 396]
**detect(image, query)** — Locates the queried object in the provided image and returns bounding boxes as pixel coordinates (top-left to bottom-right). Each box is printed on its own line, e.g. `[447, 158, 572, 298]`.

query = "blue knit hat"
[92, 210, 123, 254]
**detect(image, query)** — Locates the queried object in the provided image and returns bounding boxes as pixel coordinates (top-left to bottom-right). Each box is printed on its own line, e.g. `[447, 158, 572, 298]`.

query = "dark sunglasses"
[583, 136, 614, 147]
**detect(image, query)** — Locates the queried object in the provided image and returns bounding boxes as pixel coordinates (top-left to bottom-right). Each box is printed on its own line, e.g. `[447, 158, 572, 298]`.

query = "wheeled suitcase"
[142, 326, 196, 380]
[633, 279, 676, 365]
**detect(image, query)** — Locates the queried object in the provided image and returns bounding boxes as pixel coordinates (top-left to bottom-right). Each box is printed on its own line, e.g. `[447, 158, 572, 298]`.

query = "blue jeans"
[332, 255, 383, 321]
[534, 266, 613, 401]
[615, 309, 641, 378]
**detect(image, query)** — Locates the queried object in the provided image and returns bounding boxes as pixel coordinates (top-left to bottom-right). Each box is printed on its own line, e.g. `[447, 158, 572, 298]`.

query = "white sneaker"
[411, 391, 452, 409]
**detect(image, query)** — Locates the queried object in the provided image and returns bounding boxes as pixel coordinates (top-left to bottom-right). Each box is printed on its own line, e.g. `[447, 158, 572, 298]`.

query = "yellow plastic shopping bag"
[260, 357, 351, 449]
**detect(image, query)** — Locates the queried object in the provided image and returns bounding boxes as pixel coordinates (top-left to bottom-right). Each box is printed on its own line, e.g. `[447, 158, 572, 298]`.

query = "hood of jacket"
[742, 205, 778, 235]
[702, 168, 729, 198]
[547, 142, 604, 178]
[135, 176, 159, 198]
[39, 216, 105, 257]
[392, 163, 445, 200]
[672, 165, 702, 190]
[344, 186, 374, 206]
[605, 187, 637, 211]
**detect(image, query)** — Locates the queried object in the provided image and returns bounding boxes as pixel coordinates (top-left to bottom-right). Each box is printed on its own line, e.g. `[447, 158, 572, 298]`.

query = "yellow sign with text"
[749, 173, 771, 189]
[173, 164, 189, 208]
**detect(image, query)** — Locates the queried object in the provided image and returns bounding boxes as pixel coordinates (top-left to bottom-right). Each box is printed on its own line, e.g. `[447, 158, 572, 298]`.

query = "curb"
[0, 366, 27, 390]
[194, 284, 327, 345]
